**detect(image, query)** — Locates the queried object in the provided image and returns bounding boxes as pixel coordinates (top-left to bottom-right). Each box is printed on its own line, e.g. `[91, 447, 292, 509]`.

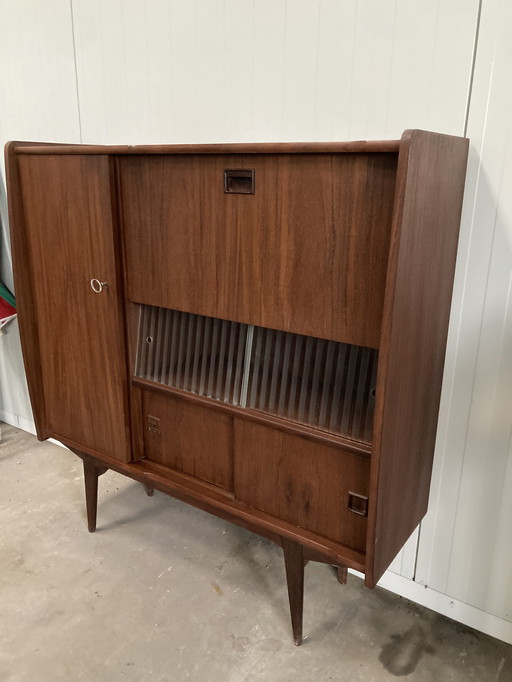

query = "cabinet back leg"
[282, 538, 305, 646]
[337, 565, 348, 584]
[143, 483, 155, 497]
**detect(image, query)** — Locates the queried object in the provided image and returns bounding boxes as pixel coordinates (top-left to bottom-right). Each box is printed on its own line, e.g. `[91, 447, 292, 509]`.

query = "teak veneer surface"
[142, 390, 234, 491]
[13, 140, 401, 155]
[16, 154, 130, 462]
[234, 420, 370, 551]
[119, 153, 397, 348]
[366, 130, 469, 586]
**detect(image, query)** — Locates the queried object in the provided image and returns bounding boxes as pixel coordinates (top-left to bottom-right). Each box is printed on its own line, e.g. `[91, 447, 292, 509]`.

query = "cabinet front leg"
[282, 538, 305, 646]
[82, 455, 108, 533]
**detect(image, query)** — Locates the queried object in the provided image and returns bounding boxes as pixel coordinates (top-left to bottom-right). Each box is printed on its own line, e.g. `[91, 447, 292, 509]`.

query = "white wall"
[0, 0, 80, 428]
[415, 0, 512, 623]
[1, 0, 511, 643]
[71, 0, 477, 144]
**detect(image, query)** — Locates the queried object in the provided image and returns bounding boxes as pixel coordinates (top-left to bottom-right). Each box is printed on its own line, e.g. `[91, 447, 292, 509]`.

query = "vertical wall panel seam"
[417, 0, 487, 589]
[412, 0, 484, 589]
[444, 21, 509, 594]
[312, 1, 322, 138]
[222, 0, 227, 139]
[251, 0, 256, 136]
[411, 521, 422, 581]
[383, 0, 398, 136]
[480, 270, 512, 602]
[280, 1, 288, 139]
[144, 1, 151, 139]
[447, 65, 508, 548]
[69, 0, 83, 143]
[406, 0, 479, 583]
[464, 0, 484, 136]
[347, 2, 358, 137]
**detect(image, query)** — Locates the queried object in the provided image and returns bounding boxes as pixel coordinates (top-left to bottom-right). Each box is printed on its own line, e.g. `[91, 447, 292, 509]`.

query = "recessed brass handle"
[90, 278, 108, 293]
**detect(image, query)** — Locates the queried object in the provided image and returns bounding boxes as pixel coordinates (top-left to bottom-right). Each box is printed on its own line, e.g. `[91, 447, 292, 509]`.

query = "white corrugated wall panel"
[0, 0, 81, 425]
[415, 0, 512, 623]
[71, 0, 478, 144]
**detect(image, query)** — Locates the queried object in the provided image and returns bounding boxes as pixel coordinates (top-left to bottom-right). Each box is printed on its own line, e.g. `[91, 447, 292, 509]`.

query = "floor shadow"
[379, 623, 435, 676]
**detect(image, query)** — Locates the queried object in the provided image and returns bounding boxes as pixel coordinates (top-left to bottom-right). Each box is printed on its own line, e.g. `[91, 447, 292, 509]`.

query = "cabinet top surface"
[7, 130, 471, 157]
[9, 139, 403, 156]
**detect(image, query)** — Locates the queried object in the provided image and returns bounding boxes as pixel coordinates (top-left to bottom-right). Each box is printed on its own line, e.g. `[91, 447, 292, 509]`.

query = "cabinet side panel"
[367, 131, 469, 586]
[17, 154, 130, 461]
[120, 153, 396, 347]
[4, 143, 49, 439]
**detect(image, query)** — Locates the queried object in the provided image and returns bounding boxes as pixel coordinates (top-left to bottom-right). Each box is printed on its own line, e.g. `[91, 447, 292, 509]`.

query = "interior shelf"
[135, 304, 378, 444]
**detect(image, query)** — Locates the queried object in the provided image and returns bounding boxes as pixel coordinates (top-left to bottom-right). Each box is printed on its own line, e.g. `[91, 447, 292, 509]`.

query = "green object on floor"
[0, 281, 15, 308]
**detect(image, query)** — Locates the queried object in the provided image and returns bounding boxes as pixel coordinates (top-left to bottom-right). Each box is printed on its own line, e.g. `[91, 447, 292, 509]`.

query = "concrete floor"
[0, 422, 510, 682]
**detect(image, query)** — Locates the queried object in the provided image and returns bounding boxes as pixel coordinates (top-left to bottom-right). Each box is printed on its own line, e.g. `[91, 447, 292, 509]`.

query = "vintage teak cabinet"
[6, 131, 468, 644]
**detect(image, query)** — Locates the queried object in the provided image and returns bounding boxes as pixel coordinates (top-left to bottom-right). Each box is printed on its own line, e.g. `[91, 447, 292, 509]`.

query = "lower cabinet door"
[141, 390, 234, 492]
[234, 420, 370, 552]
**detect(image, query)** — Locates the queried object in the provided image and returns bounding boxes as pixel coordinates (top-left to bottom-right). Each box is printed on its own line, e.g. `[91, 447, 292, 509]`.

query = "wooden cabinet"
[5, 131, 469, 645]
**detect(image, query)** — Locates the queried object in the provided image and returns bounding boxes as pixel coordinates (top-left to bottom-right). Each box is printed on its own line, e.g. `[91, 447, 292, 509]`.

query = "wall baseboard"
[0, 409, 35, 434]
[351, 569, 512, 645]
[3, 411, 511, 645]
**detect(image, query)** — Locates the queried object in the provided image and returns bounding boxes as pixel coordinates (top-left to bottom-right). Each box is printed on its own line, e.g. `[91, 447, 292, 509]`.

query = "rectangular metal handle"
[224, 169, 255, 194]
[348, 492, 369, 517]
[147, 415, 160, 434]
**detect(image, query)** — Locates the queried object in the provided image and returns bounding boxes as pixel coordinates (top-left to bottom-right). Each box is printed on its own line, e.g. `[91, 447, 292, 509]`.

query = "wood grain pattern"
[234, 420, 370, 551]
[14, 140, 401, 155]
[120, 152, 397, 347]
[366, 130, 469, 587]
[141, 389, 233, 491]
[16, 154, 130, 461]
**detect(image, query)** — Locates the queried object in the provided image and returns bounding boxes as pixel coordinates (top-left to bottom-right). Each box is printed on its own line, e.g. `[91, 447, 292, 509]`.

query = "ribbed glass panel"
[135, 307, 247, 405]
[135, 305, 378, 443]
[246, 327, 377, 442]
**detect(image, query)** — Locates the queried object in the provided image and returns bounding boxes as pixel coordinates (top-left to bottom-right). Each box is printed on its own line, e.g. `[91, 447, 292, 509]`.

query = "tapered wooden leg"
[282, 538, 305, 646]
[82, 456, 108, 533]
[337, 565, 348, 585]
[143, 484, 155, 497]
